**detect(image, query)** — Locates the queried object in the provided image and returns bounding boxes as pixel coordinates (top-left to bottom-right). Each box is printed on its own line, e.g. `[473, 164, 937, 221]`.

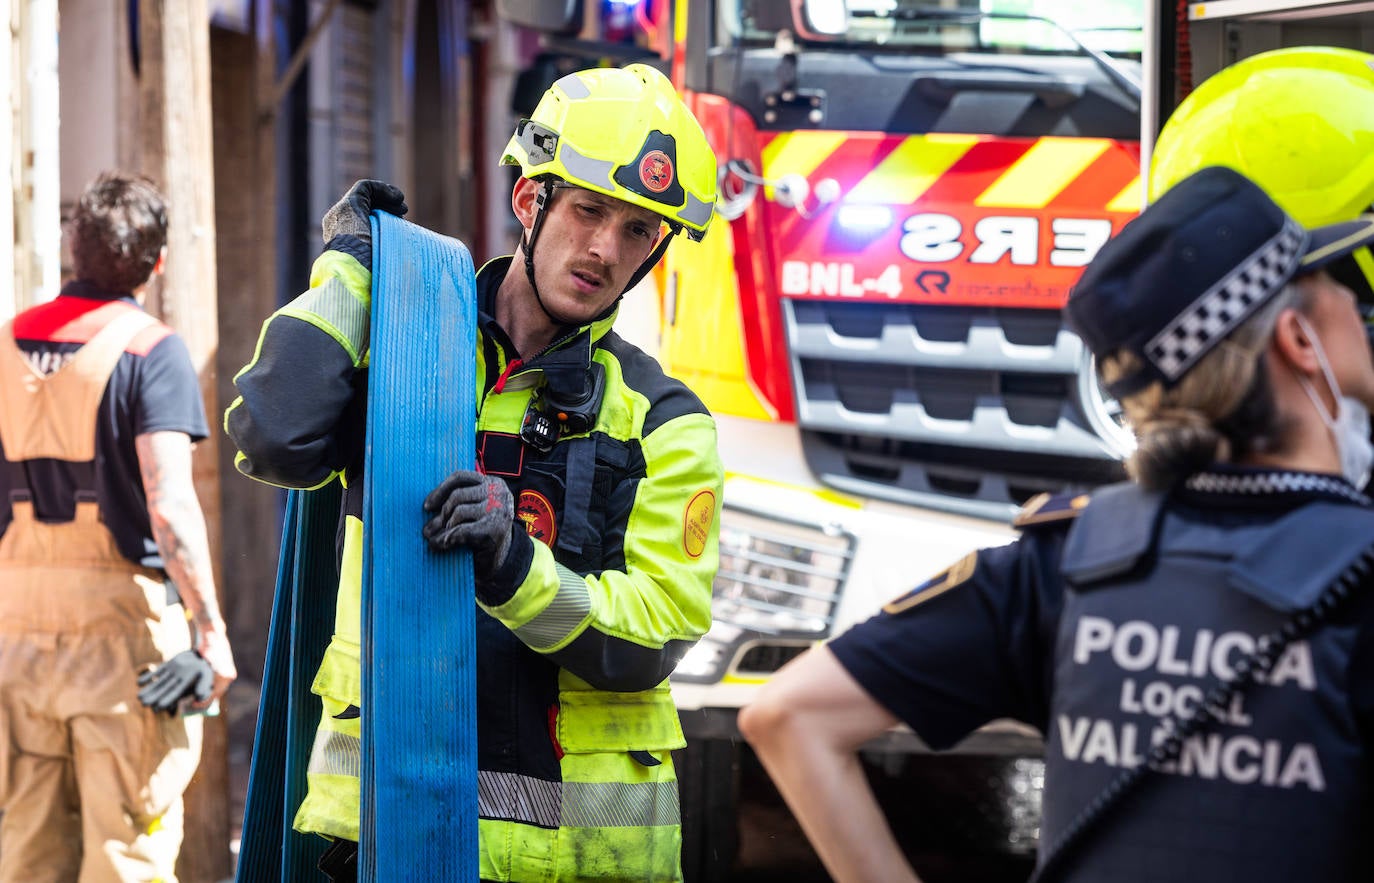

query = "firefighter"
[740, 166, 1374, 882]
[1150, 46, 1374, 303]
[225, 63, 722, 882]
[0, 172, 236, 882]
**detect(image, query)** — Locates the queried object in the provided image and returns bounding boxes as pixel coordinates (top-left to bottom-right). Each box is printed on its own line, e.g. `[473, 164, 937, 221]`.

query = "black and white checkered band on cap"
[1143, 217, 1305, 383]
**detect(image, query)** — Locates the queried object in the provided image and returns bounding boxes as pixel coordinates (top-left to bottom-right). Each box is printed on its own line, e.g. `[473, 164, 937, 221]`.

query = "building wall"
[3, 5, 15, 321]
[211, 22, 282, 692]
[58, 0, 123, 199]
[6, 0, 62, 316]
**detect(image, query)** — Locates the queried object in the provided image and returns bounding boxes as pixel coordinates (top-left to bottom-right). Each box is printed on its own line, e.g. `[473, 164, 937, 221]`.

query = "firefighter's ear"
[512, 177, 541, 230]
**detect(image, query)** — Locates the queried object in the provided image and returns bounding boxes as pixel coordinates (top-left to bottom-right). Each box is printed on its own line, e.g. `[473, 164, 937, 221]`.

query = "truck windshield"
[728, 0, 1143, 57]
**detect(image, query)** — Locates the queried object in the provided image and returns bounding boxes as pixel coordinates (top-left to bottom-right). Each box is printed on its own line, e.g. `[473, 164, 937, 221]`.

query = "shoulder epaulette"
[1013, 491, 1091, 529]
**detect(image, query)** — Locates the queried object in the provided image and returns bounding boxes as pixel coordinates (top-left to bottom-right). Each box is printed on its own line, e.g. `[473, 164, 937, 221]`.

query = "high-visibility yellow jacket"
[225, 247, 721, 882]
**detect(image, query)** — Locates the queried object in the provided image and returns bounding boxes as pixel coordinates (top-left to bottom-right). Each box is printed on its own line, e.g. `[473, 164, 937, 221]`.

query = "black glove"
[137, 650, 215, 716]
[321, 179, 408, 245]
[422, 470, 516, 577]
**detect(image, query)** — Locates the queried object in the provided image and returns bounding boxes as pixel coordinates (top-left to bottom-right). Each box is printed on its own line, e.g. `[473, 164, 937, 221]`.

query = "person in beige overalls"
[0, 172, 236, 883]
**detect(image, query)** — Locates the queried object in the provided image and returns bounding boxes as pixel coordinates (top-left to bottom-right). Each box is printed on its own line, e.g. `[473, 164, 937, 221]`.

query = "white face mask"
[1296, 315, 1373, 489]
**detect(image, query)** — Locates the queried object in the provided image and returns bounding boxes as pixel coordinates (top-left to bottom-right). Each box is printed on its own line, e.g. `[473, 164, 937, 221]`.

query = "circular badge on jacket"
[683, 489, 716, 559]
[517, 490, 558, 548]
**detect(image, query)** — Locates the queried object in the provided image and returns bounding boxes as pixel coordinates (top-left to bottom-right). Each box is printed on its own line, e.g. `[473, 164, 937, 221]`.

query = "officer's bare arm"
[136, 430, 237, 703]
[740, 645, 923, 883]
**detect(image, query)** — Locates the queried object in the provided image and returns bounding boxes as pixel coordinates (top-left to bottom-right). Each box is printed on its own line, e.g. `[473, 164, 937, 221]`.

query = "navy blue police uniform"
[829, 164, 1374, 882]
[830, 469, 1374, 881]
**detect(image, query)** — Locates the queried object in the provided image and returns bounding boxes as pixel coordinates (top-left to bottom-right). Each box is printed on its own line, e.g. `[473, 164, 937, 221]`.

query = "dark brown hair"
[68, 172, 168, 293]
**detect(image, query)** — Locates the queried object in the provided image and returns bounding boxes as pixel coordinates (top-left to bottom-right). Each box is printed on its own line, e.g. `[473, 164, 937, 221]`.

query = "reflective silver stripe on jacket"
[305, 698, 681, 832]
[478, 770, 563, 828]
[307, 724, 361, 777]
[513, 563, 592, 651]
[561, 780, 681, 828]
[477, 771, 681, 829]
[280, 277, 370, 364]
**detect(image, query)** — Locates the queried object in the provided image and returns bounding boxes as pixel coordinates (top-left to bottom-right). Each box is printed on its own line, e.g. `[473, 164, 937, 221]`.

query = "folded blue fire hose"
[238, 211, 478, 881]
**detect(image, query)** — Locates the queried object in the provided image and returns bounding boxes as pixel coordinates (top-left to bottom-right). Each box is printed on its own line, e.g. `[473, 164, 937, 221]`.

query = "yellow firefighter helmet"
[502, 63, 717, 241]
[1150, 46, 1374, 225]
[1150, 46, 1374, 302]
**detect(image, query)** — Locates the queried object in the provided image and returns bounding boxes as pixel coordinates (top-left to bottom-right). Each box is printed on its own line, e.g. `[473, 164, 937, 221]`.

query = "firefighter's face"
[516, 179, 663, 323]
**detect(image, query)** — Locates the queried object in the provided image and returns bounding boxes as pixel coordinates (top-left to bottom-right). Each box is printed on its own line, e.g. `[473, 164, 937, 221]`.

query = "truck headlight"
[675, 506, 855, 682]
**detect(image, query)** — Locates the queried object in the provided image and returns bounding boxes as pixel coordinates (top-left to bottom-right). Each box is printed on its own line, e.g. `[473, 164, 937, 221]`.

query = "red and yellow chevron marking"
[756, 131, 1141, 309]
[761, 131, 1140, 211]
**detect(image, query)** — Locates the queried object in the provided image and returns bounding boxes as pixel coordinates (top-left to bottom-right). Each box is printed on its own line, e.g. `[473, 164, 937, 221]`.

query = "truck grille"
[712, 506, 852, 637]
[672, 505, 855, 684]
[786, 299, 1126, 519]
[735, 642, 809, 676]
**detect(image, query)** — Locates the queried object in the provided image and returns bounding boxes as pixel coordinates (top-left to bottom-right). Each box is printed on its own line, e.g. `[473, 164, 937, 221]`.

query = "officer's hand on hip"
[423, 469, 519, 578]
[321, 179, 408, 244]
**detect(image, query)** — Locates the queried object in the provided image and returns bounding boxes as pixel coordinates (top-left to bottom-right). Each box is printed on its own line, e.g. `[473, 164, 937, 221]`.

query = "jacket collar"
[1175, 463, 1370, 511]
[60, 279, 139, 305]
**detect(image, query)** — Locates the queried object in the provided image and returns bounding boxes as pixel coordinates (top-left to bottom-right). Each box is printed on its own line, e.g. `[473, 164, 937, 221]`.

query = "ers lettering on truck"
[768, 131, 1139, 308]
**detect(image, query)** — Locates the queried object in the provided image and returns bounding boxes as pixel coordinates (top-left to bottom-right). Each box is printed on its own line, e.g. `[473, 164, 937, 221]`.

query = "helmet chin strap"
[519, 178, 683, 330]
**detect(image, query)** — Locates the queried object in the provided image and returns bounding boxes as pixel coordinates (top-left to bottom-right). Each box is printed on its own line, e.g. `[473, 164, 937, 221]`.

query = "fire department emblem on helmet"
[517, 490, 557, 548]
[639, 150, 674, 194]
[683, 490, 716, 559]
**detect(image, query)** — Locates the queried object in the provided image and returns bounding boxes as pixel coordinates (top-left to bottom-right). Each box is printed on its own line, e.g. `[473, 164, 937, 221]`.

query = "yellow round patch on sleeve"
[882, 551, 978, 615]
[683, 489, 717, 559]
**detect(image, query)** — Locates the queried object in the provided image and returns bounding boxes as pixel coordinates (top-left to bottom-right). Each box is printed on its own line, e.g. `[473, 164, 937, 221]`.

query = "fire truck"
[647, 2, 1142, 876]
[501, 0, 1143, 875]
[496, 0, 1372, 878]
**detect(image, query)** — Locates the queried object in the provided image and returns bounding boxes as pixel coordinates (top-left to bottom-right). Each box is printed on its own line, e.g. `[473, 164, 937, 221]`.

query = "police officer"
[226, 63, 722, 882]
[740, 165, 1374, 882]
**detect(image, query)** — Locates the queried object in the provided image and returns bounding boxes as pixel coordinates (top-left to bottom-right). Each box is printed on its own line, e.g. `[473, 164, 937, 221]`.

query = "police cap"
[1067, 166, 1374, 399]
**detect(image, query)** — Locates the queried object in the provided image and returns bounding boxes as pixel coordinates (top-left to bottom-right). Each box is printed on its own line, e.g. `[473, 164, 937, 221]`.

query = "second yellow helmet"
[1149, 46, 1374, 226]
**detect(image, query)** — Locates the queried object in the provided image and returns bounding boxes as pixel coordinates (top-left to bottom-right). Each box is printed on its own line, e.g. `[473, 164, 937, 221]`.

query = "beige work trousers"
[0, 502, 202, 883]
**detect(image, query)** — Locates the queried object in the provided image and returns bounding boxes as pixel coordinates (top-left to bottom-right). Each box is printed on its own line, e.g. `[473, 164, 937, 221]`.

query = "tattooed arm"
[136, 430, 237, 705]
